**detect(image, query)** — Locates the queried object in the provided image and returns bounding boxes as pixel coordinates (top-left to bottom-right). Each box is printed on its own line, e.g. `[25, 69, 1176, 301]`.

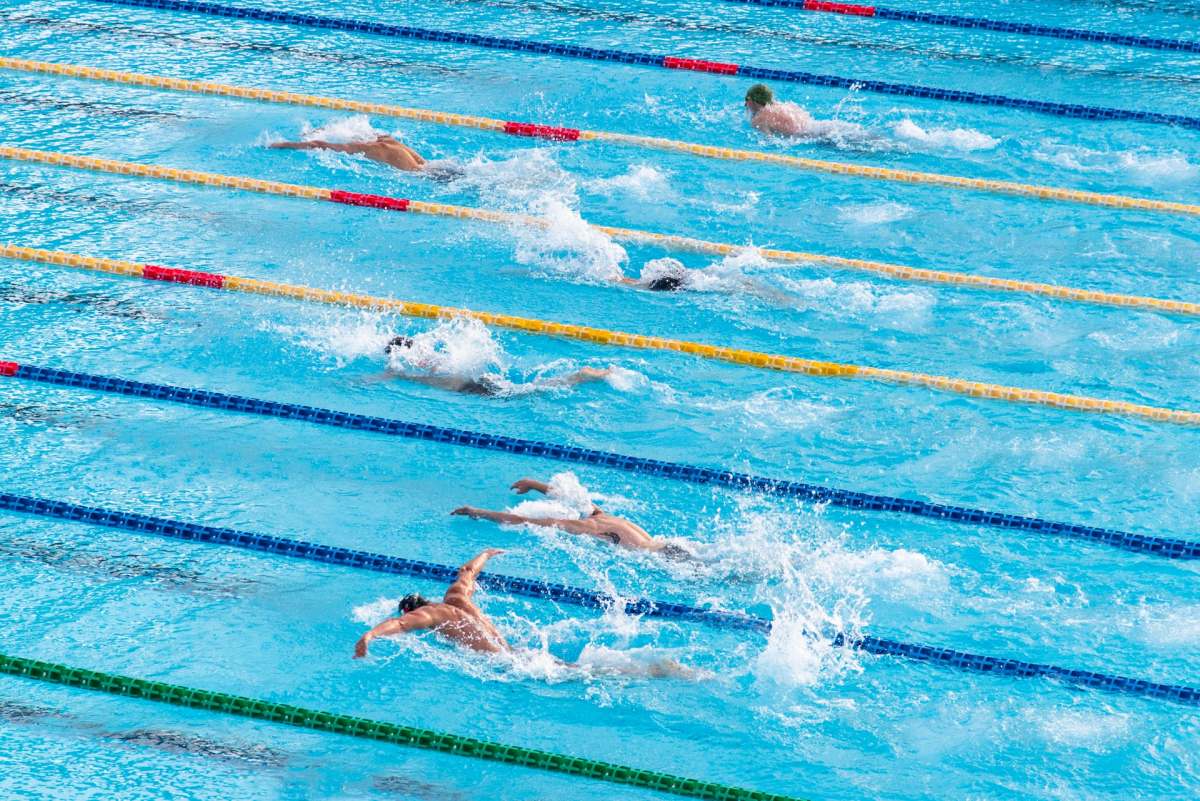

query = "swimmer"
[451, 477, 696, 561]
[270, 134, 465, 180]
[354, 548, 697, 677]
[614, 257, 689, 292]
[384, 336, 614, 396]
[743, 83, 872, 143]
[270, 133, 426, 171]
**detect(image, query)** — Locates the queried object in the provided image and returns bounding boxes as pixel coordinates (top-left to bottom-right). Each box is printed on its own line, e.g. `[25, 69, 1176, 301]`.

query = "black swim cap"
[398, 593, 430, 614]
[646, 275, 684, 292]
[385, 335, 414, 354]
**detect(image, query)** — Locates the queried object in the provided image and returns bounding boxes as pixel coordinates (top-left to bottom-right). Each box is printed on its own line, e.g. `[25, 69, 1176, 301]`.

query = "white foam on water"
[385, 316, 507, 379]
[452, 148, 578, 207]
[837, 200, 916, 225]
[300, 114, 390, 143]
[1031, 708, 1133, 751]
[892, 118, 999, 152]
[1087, 322, 1180, 352]
[690, 387, 842, 432]
[585, 164, 672, 200]
[509, 471, 596, 520]
[1032, 142, 1199, 184]
[1132, 604, 1200, 647]
[776, 275, 934, 326]
[511, 196, 628, 282]
[262, 312, 397, 367]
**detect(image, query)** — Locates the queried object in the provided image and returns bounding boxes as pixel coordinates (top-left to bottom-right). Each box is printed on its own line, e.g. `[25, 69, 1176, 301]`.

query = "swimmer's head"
[385, 335, 414, 354]
[398, 593, 431, 615]
[646, 275, 684, 292]
[745, 83, 774, 111]
[640, 257, 688, 292]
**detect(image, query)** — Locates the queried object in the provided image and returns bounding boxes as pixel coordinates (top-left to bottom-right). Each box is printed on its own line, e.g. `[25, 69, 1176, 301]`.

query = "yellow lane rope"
[3, 243, 1197, 426]
[2, 145, 1196, 317]
[3, 57, 1199, 217]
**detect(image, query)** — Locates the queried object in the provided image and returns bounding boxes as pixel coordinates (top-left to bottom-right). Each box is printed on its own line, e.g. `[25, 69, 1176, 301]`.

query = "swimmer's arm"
[452, 507, 598, 533]
[511, 479, 551, 495]
[444, 547, 505, 604]
[512, 478, 603, 512]
[353, 613, 430, 658]
[270, 139, 367, 154]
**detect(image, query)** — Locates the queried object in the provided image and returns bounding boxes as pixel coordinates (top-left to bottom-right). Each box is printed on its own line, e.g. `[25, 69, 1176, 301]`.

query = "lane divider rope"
[2, 360, 1196, 561]
[727, 0, 1200, 54]
[85, 0, 1200, 130]
[5, 58, 1199, 217]
[3, 145, 1197, 322]
[2, 493, 1197, 706]
[4, 243, 1199, 427]
[0, 492, 765, 632]
[0, 652, 804, 801]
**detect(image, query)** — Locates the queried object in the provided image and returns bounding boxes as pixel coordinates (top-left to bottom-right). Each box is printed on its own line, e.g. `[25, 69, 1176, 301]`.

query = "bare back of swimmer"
[271, 134, 427, 171]
[355, 548, 509, 658]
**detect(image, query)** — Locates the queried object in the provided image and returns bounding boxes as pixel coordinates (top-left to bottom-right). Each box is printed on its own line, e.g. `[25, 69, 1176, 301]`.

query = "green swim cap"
[745, 83, 774, 106]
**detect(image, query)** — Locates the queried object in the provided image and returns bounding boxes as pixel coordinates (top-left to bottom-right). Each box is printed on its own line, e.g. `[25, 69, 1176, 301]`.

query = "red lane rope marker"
[0, 362, 18, 377]
[662, 56, 741, 75]
[803, 1, 877, 16]
[327, 190, 411, 212]
[142, 264, 226, 288]
[502, 121, 582, 141]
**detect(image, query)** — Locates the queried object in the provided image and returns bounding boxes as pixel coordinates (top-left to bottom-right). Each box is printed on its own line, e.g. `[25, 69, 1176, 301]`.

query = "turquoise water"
[1, 0, 1199, 798]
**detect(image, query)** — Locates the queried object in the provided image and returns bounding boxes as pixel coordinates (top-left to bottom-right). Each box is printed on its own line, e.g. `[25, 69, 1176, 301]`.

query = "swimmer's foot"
[646, 659, 709, 681]
[565, 367, 616, 385]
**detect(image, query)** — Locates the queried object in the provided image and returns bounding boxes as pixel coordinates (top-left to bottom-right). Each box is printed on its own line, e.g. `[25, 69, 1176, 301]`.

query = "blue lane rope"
[5, 361, 1198, 561]
[84, 0, 1200, 130]
[3, 491, 1197, 707]
[725, 0, 1200, 55]
[0, 492, 763, 631]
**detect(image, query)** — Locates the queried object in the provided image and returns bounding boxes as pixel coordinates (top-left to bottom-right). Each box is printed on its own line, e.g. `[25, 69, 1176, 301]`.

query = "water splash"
[892, 118, 999, 152]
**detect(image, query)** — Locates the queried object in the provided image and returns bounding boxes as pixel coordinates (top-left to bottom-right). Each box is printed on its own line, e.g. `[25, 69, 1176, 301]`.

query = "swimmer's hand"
[353, 635, 371, 659]
[511, 478, 547, 495]
[451, 506, 483, 518]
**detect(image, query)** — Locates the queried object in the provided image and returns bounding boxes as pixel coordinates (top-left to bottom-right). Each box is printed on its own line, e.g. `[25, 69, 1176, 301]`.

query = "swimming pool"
[1, 0, 1199, 798]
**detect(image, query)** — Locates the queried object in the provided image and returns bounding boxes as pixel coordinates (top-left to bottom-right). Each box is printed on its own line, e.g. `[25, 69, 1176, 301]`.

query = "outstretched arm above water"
[511, 477, 603, 512]
[443, 547, 505, 607]
[270, 139, 369, 154]
[451, 506, 600, 535]
[354, 610, 434, 658]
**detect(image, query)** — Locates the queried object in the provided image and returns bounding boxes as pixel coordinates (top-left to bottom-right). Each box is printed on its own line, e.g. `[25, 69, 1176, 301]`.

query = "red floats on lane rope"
[503, 121, 582, 141]
[0, 362, 17, 377]
[143, 264, 226, 288]
[662, 57, 740, 75]
[327, 190, 411, 212]
[803, 0, 876, 16]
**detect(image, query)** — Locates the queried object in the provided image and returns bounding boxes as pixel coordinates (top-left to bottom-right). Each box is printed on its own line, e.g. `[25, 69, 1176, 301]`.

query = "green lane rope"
[0, 652, 806, 801]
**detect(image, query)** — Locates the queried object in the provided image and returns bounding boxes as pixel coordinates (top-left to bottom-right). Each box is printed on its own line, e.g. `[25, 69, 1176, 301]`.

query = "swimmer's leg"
[544, 367, 616, 387]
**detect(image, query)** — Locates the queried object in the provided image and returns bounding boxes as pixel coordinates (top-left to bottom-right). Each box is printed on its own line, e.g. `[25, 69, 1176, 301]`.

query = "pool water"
[1, 0, 1199, 798]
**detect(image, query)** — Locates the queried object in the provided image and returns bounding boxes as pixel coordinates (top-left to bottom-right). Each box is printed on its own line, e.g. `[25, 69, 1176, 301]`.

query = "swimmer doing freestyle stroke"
[270, 133, 465, 179]
[452, 477, 697, 561]
[353, 548, 698, 677]
[383, 336, 615, 396]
